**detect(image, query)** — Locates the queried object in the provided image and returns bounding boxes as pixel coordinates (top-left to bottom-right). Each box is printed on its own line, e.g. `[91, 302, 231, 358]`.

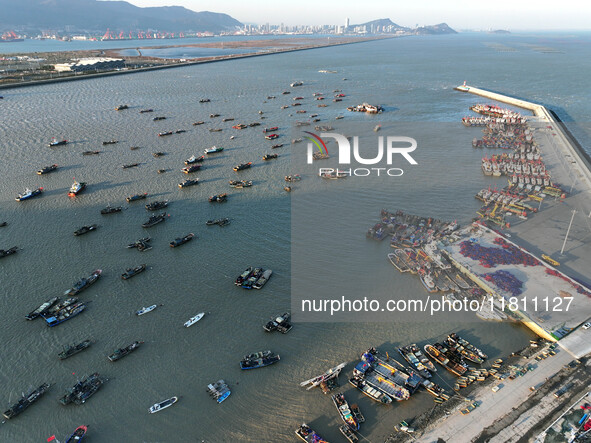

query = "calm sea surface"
[0, 32, 590, 442]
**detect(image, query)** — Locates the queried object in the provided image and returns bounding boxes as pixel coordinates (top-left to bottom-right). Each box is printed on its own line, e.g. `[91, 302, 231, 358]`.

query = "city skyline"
[118, 0, 591, 30]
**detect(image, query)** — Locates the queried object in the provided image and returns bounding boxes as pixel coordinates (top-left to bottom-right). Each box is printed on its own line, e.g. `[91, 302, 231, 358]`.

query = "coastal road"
[417, 349, 574, 443]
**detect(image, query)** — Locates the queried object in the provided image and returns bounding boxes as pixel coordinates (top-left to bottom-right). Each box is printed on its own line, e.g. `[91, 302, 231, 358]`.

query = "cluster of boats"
[59, 373, 105, 405]
[206, 380, 231, 403]
[234, 266, 273, 289]
[263, 312, 292, 333]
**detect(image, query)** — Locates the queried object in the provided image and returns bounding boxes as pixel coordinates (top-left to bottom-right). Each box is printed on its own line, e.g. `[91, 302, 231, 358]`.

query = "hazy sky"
[120, 0, 590, 30]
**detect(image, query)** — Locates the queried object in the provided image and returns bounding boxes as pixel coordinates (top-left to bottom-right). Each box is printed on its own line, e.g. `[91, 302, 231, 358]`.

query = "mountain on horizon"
[0, 0, 242, 33]
[351, 18, 457, 34]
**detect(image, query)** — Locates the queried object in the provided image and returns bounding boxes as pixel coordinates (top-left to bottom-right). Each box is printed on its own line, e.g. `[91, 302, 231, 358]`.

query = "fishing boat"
[181, 164, 201, 174]
[185, 155, 205, 165]
[142, 212, 167, 228]
[121, 264, 146, 280]
[25, 296, 59, 320]
[447, 333, 488, 360]
[233, 162, 252, 171]
[37, 164, 58, 175]
[58, 340, 92, 360]
[419, 269, 437, 293]
[153, 152, 166, 157]
[122, 163, 139, 169]
[348, 377, 392, 404]
[424, 344, 467, 376]
[136, 305, 158, 316]
[2, 383, 50, 419]
[204, 146, 224, 154]
[229, 180, 252, 188]
[115, 104, 128, 111]
[158, 131, 173, 137]
[59, 373, 103, 406]
[272, 143, 284, 149]
[398, 346, 432, 379]
[208, 128, 222, 132]
[44, 302, 86, 327]
[140, 109, 153, 113]
[64, 270, 102, 296]
[263, 153, 278, 160]
[49, 139, 67, 147]
[235, 266, 253, 285]
[290, 81, 303, 87]
[264, 133, 279, 140]
[295, 424, 329, 443]
[263, 127, 279, 133]
[332, 393, 359, 430]
[179, 179, 199, 188]
[285, 175, 301, 182]
[170, 233, 194, 247]
[101, 205, 122, 214]
[82, 151, 100, 155]
[388, 253, 410, 273]
[68, 180, 86, 197]
[253, 269, 272, 289]
[339, 425, 358, 443]
[208, 193, 227, 203]
[102, 140, 118, 145]
[206, 218, 230, 227]
[300, 362, 346, 390]
[241, 267, 263, 289]
[108, 341, 143, 361]
[74, 225, 97, 236]
[263, 312, 292, 333]
[210, 113, 220, 118]
[149, 396, 178, 413]
[127, 237, 151, 250]
[175, 129, 186, 134]
[0, 246, 19, 259]
[153, 116, 166, 121]
[145, 200, 168, 211]
[65, 425, 88, 443]
[126, 193, 147, 202]
[184, 312, 205, 327]
[409, 344, 437, 373]
[199, 98, 210, 103]
[240, 351, 280, 369]
[15, 187, 43, 201]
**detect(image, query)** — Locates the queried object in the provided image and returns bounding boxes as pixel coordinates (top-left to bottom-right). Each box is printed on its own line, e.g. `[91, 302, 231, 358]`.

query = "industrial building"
[53, 57, 125, 72]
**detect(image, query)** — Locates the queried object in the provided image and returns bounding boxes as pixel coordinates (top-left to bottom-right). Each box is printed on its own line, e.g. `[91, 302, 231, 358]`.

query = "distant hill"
[0, 0, 242, 33]
[489, 29, 511, 34]
[350, 19, 457, 35]
[413, 23, 458, 35]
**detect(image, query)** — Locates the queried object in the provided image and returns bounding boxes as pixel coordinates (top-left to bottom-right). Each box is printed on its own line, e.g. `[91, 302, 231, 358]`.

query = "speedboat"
[184, 312, 205, 327]
[149, 396, 178, 413]
[136, 305, 158, 316]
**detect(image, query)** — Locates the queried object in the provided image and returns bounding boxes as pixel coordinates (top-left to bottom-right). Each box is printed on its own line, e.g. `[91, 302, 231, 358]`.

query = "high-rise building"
[345, 18, 350, 29]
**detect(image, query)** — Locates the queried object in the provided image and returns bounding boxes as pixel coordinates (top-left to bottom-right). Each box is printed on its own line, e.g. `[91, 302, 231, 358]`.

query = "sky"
[119, 0, 591, 30]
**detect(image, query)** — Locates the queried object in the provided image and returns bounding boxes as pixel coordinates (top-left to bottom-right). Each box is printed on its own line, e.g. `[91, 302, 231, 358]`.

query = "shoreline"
[0, 36, 391, 91]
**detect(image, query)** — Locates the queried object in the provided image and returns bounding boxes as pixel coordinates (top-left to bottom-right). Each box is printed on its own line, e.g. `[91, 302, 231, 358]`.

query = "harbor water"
[1, 32, 590, 442]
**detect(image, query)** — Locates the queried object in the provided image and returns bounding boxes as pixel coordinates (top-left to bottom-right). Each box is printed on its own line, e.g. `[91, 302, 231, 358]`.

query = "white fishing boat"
[300, 362, 346, 390]
[136, 305, 158, 316]
[184, 312, 205, 327]
[149, 396, 178, 413]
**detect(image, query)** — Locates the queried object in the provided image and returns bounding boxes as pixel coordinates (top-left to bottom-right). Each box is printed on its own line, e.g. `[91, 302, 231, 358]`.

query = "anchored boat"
[149, 396, 178, 413]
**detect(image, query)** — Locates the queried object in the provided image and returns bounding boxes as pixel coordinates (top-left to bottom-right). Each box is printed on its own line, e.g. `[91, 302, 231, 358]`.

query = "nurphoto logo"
[304, 131, 418, 176]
